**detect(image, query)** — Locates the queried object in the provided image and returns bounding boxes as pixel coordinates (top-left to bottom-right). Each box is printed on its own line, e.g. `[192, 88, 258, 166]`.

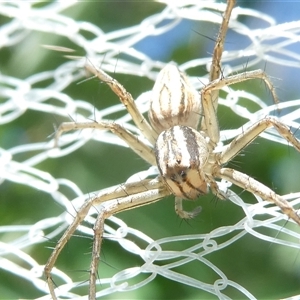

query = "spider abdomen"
[155, 125, 209, 200]
[148, 64, 201, 133]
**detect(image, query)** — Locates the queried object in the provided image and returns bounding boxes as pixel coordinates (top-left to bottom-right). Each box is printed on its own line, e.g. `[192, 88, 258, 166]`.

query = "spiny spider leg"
[201, 69, 279, 145]
[55, 120, 155, 165]
[89, 180, 170, 299]
[216, 168, 300, 226]
[85, 63, 157, 145]
[45, 178, 169, 300]
[219, 116, 300, 164]
[201, 0, 236, 133]
[210, 0, 235, 84]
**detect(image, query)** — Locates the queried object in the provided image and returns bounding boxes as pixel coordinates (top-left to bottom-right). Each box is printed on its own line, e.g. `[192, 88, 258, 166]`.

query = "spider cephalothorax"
[155, 125, 209, 201]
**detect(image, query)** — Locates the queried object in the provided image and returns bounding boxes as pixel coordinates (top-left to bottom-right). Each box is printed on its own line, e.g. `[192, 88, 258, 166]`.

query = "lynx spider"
[45, 0, 300, 299]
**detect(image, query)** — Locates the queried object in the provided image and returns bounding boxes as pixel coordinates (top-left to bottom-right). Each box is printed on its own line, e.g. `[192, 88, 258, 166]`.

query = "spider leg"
[55, 120, 156, 165]
[213, 116, 300, 225]
[210, 0, 235, 86]
[201, 69, 279, 145]
[218, 116, 300, 164]
[215, 168, 300, 226]
[209, 0, 235, 101]
[201, 0, 235, 132]
[90, 179, 169, 299]
[85, 63, 157, 145]
[45, 178, 169, 300]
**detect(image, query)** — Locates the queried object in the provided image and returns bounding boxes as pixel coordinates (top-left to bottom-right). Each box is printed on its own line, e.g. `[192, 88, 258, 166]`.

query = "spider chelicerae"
[45, 0, 300, 299]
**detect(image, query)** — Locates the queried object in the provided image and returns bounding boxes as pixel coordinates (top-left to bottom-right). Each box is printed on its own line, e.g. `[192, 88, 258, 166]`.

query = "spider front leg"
[219, 116, 300, 164]
[209, 0, 235, 109]
[201, 69, 279, 145]
[85, 62, 157, 145]
[45, 178, 169, 300]
[90, 179, 169, 299]
[213, 116, 300, 225]
[201, 0, 235, 132]
[216, 168, 300, 226]
[55, 120, 156, 165]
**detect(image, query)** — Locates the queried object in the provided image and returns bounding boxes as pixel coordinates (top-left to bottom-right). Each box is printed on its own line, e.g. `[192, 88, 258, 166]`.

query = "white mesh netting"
[1, 1, 300, 299]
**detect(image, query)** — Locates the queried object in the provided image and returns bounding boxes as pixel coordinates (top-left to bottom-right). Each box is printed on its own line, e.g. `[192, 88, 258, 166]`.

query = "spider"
[45, 0, 300, 299]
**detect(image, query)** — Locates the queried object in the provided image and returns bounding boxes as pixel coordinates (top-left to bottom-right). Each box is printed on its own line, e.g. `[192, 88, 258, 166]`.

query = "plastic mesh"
[1, 1, 300, 299]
